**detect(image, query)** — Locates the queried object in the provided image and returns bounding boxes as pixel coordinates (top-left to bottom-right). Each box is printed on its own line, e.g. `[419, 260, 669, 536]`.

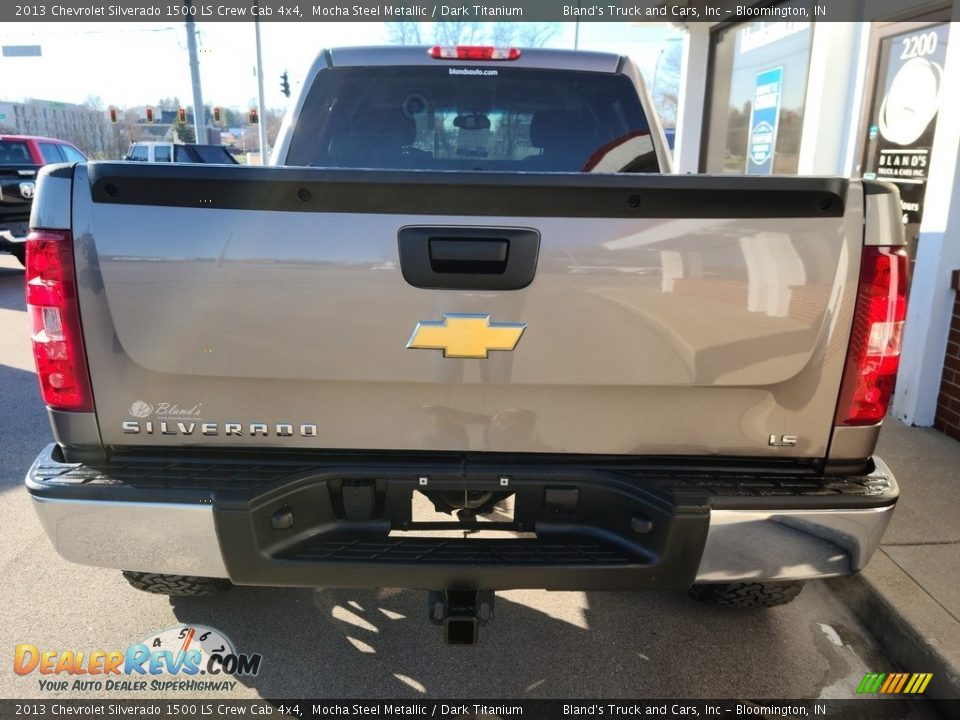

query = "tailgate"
[73, 163, 862, 458]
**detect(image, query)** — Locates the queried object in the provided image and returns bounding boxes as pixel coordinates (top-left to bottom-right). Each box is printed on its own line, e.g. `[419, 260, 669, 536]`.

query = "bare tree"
[486, 22, 560, 47]
[514, 23, 560, 48]
[265, 108, 284, 148]
[82, 95, 105, 112]
[385, 21, 423, 45]
[490, 22, 513, 47]
[651, 40, 682, 128]
[432, 21, 484, 46]
[384, 21, 560, 48]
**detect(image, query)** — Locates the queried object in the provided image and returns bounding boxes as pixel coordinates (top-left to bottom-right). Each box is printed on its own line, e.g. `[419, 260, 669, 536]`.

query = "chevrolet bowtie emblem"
[407, 314, 526, 359]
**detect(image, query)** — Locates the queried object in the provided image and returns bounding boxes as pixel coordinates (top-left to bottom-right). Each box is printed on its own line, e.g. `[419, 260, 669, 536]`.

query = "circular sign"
[879, 57, 942, 146]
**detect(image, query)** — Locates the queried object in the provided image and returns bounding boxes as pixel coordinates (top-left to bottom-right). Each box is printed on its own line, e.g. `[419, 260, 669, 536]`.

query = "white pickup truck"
[24, 45, 906, 644]
[125, 141, 239, 164]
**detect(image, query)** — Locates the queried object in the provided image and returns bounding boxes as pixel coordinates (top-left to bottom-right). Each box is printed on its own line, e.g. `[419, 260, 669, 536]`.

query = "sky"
[0, 21, 683, 112]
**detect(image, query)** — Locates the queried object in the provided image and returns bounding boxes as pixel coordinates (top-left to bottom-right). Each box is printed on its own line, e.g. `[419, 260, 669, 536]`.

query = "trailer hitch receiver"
[428, 590, 495, 645]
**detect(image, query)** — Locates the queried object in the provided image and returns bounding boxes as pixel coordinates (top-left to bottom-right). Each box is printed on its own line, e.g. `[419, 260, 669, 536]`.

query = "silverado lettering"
[121, 421, 319, 437]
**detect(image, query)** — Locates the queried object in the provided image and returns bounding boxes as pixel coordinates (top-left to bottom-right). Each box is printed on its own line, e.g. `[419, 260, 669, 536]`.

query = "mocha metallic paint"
[66, 165, 877, 457]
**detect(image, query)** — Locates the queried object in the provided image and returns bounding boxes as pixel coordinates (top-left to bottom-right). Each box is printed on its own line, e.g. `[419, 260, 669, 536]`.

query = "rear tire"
[122, 571, 231, 596]
[688, 581, 803, 608]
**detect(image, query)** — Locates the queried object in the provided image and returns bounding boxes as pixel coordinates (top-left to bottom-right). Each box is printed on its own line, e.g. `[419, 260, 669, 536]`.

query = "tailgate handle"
[399, 226, 540, 291]
[429, 238, 508, 274]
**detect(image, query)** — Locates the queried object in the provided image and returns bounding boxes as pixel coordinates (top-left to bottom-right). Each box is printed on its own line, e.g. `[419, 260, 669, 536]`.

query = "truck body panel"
[72, 164, 862, 458]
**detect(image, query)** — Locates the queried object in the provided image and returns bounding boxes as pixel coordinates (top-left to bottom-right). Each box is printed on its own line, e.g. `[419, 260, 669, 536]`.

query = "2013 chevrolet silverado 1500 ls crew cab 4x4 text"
[24, 46, 906, 644]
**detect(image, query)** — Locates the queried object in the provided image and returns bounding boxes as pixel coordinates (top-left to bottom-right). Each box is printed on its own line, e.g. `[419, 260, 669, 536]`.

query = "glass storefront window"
[861, 23, 949, 230]
[703, 4, 813, 174]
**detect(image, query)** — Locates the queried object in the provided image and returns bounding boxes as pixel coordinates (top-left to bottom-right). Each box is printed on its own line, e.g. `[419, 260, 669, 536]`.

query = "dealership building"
[668, 1, 960, 439]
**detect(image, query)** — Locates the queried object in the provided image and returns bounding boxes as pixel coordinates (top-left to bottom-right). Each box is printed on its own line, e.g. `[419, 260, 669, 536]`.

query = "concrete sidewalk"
[828, 418, 960, 704]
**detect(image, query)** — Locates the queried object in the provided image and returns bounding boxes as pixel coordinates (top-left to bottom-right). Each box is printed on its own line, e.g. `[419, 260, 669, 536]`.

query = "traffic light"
[248, 108, 259, 125]
[178, 107, 187, 124]
[145, 107, 154, 124]
[213, 106, 222, 124]
[109, 108, 117, 124]
[280, 71, 290, 99]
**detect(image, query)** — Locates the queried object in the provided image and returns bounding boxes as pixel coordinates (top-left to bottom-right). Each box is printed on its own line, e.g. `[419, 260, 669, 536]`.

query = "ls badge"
[407, 314, 526, 359]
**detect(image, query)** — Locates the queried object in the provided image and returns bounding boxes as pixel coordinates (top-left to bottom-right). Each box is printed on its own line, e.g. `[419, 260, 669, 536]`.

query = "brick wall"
[671, 277, 828, 326]
[786, 285, 830, 326]
[934, 270, 960, 440]
[672, 277, 748, 307]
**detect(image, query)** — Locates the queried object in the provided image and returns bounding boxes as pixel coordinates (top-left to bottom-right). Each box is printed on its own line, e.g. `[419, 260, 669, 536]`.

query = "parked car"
[125, 141, 238, 164]
[25, 46, 906, 645]
[0, 135, 86, 265]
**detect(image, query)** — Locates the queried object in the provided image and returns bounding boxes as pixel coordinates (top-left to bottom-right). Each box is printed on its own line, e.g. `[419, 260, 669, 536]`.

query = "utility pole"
[573, 1, 581, 49]
[185, 1, 205, 143]
[254, 7, 269, 164]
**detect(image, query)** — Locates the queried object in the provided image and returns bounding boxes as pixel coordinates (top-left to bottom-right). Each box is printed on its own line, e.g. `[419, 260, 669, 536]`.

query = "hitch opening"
[445, 616, 478, 645]
[428, 589, 495, 645]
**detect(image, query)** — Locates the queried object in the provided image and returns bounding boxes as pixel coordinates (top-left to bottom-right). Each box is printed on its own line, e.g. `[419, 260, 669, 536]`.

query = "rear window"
[39, 142, 66, 163]
[0, 140, 33, 165]
[286, 66, 658, 173]
[154, 145, 172, 162]
[175, 145, 236, 163]
[60, 145, 86, 162]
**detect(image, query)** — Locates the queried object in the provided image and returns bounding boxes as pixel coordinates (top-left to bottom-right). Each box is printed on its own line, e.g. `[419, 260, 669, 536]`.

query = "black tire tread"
[688, 581, 803, 608]
[122, 571, 231, 596]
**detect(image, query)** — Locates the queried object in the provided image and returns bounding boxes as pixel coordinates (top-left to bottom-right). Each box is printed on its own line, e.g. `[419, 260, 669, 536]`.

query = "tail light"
[428, 45, 521, 61]
[834, 246, 908, 426]
[25, 229, 94, 412]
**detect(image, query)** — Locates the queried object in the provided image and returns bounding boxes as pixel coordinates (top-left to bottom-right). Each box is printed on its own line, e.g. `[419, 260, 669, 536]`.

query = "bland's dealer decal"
[14, 625, 262, 693]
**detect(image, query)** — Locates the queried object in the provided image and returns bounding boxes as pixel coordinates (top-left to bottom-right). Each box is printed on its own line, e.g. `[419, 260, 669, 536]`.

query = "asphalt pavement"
[0, 253, 942, 712]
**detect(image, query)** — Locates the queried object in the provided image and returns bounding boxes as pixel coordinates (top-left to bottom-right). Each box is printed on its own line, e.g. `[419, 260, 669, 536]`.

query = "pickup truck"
[24, 46, 906, 644]
[1, 135, 86, 265]
[125, 141, 239, 164]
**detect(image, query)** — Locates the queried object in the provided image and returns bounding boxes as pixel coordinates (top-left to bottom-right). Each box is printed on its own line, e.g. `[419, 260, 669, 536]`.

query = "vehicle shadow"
[169, 585, 803, 699]
[0, 262, 51, 493]
[167, 584, 941, 718]
[0, 364, 48, 493]
[0, 265, 26, 311]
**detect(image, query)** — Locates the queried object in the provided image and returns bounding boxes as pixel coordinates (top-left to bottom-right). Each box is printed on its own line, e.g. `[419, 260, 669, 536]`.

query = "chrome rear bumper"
[26, 444, 897, 586]
[695, 503, 894, 582]
[30, 495, 229, 578]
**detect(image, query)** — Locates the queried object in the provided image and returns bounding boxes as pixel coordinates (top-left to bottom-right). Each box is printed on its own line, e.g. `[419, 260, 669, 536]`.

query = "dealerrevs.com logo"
[14, 625, 262, 693]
